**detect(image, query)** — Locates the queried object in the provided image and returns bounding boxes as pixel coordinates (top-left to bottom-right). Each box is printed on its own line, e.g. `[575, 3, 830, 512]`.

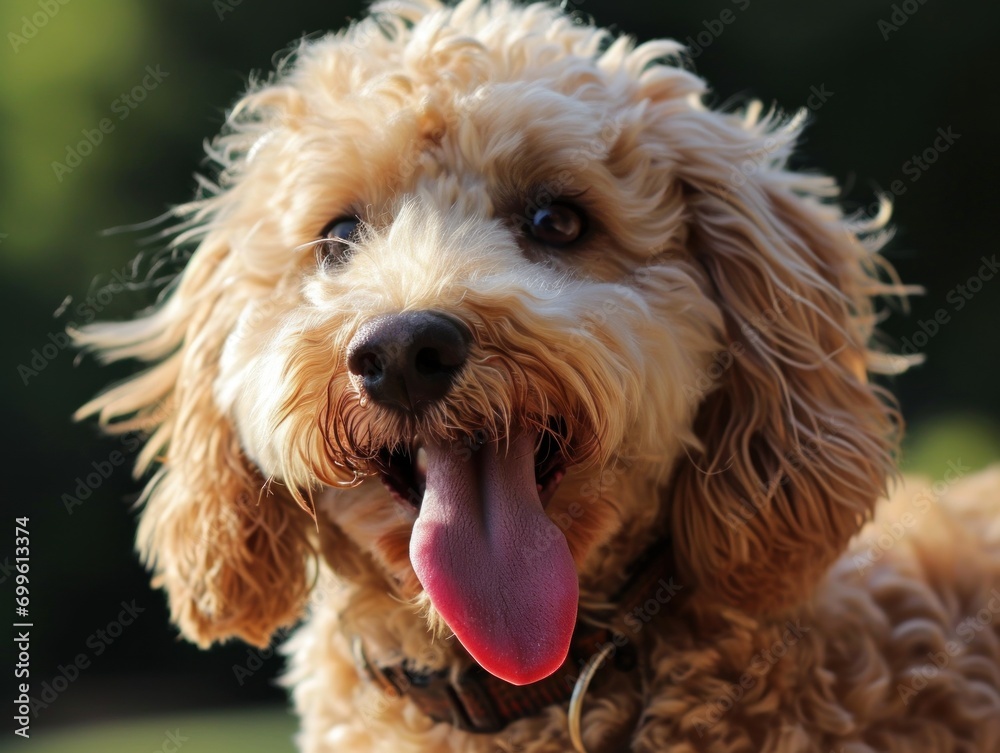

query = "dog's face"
[78, 0, 902, 685]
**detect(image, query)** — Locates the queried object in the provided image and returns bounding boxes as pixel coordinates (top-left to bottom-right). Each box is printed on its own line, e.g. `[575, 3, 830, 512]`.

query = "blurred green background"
[1, 0, 997, 750]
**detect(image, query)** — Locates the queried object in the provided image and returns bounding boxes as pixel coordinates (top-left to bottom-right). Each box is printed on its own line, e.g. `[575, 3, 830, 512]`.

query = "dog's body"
[78, 1, 1000, 751]
[283, 472, 1000, 752]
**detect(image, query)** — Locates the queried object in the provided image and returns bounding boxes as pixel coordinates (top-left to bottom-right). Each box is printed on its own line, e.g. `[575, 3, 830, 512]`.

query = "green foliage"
[902, 415, 1000, 478]
[0, 707, 296, 753]
[0, 0, 149, 289]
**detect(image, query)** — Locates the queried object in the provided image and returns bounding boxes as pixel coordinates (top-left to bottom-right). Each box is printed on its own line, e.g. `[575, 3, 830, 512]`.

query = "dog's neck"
[351, 535, 680, 735]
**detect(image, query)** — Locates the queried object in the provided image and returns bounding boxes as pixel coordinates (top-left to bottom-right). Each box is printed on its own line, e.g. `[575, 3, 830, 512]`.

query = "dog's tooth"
[415, 446, 428, 477]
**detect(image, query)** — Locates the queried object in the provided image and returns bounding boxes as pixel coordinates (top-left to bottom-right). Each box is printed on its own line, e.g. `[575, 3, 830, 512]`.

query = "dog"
[76, 1, 1000, 750]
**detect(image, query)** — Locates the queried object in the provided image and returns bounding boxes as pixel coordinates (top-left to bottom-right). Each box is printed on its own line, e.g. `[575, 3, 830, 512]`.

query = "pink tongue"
[410, 431, 578, 685]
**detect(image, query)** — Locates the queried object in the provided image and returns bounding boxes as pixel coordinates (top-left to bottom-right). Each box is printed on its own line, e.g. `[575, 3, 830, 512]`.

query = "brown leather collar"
[353, 536, 681, 734]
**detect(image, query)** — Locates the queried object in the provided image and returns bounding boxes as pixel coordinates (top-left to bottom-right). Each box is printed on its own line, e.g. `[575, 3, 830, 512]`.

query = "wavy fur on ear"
[659, 101, 908, 614]
[74, 223, 315, 648]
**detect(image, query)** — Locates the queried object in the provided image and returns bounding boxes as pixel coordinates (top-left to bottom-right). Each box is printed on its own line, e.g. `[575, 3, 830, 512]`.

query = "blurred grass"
[901, 414, 1000, 478]
[1, 706, 297, 753]
[0, 0, 149, 278]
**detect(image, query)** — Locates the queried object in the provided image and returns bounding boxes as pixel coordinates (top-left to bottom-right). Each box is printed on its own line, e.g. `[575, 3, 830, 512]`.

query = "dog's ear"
[74, 229, 314, 648]
[663, 102, 906, 614]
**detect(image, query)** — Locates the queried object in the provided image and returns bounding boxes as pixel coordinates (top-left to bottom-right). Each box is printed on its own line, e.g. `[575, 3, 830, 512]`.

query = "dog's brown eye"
[528, 204, 585, 247]
[318, 216, 360, 264]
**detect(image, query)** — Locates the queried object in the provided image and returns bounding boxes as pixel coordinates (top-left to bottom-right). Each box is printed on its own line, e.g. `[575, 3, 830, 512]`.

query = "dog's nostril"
[346, 347, 387, 388]
[346, 312, 470, 410]
[414, 342, 466, 377]
[359, 353, 384, 379]
[415, 347, 445, 376]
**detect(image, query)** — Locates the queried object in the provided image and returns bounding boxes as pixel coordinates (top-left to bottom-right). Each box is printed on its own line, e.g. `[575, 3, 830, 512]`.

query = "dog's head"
[77, 0, 904, 685]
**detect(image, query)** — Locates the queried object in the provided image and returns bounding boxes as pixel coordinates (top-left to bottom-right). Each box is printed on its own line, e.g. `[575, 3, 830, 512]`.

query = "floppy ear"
[663, 102, 907, 614]
[74, 228, 314, 648]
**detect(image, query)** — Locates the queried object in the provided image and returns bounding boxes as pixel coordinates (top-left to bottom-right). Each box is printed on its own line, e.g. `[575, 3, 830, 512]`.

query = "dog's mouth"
[376, 424, 579, 686]
[377, 427, 567, 510]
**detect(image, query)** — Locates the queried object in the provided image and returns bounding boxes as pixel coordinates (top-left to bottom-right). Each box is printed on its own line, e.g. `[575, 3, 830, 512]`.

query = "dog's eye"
[318, 216, 360, 264]
[527, 204, 586, 247]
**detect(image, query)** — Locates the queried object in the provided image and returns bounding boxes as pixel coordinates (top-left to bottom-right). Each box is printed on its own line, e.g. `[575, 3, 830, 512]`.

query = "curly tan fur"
[77, 1, 999, 751]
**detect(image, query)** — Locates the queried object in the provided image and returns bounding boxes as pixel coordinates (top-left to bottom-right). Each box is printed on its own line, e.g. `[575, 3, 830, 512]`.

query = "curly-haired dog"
[77, 1, 1000, 751]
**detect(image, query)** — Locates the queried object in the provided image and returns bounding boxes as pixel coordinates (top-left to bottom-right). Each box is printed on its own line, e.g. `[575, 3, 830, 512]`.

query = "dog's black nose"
[346, 311, 470, 410]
